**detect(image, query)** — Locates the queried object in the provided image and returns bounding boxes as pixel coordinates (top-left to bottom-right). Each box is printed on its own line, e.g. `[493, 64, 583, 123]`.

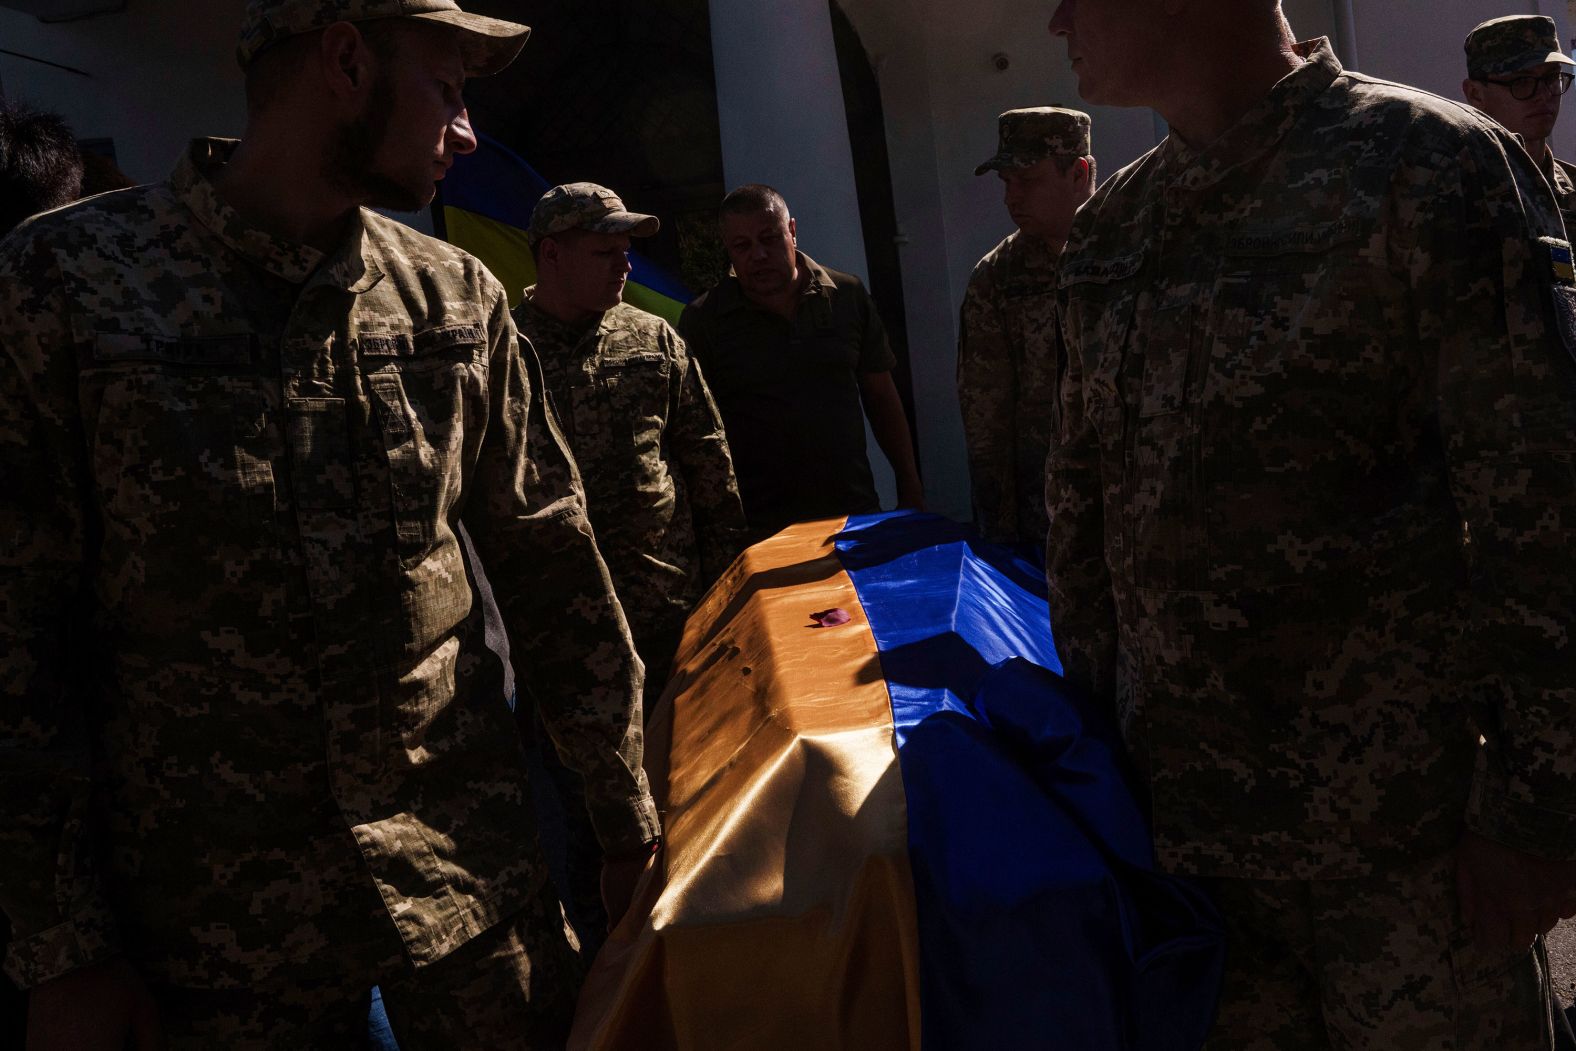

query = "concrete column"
[1331, 0, 1360, 70]
[707, 0, 895, 504]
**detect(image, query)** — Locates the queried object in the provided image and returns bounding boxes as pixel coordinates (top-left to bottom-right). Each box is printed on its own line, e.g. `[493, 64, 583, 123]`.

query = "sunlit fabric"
[567, 512, 1222, 1049]
[837, 513, 1224, 1049]
[438, 134, 691, 323]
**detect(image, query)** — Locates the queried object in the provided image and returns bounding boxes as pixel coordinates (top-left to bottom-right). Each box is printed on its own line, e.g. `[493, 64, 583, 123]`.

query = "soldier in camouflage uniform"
[517, 182, 746, 698]
[513, 183, 744, 961]
[959, 107, 1094, 545]
[1047, 0, 1576, 1046]
[0, 2, 660, 1048]
[1463, 15, 1576, 231]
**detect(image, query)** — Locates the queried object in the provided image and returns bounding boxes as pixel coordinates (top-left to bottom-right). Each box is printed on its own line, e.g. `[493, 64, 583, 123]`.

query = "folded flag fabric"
[570, 511, 1225, 1050]
[437, 134, 692, 324]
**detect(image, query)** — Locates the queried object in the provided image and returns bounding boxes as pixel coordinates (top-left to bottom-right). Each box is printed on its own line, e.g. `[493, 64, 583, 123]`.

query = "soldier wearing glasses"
[1464, 15, 1576, 228]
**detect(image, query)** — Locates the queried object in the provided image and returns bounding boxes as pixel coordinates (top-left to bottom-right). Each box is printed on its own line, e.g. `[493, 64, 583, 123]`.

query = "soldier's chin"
[362, 172, 436, 214]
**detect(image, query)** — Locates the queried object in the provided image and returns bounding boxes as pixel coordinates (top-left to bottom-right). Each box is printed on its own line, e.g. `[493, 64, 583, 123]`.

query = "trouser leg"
[1205, 852, 1556, 1051]
[1204, 877, 1329, 1050]
[531, 709, 610, 961]
[1310, 852, 1553, 1051]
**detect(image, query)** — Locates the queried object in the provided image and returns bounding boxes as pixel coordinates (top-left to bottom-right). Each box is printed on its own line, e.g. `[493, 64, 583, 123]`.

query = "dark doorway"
[456, 0, 729, 291]
[829, 2, 921, 465]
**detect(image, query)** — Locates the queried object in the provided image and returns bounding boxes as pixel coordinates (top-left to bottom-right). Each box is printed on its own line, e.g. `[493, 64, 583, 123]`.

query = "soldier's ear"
[1462, 78, 1484, 107]
[319, 22, 376, 99]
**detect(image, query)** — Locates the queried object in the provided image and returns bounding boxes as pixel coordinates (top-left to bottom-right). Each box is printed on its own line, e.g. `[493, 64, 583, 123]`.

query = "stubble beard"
[323, 74, 432, 213]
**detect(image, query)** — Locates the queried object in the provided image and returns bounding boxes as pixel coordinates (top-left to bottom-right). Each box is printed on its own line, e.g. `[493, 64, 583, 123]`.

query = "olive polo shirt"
[678, 253, 896, 537]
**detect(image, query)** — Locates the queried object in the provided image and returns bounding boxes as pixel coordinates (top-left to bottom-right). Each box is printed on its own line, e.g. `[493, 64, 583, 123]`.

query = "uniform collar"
[1007, 231, 1060, 273]
[1544, 147, 1576, 198]
[519, 287, 606, 344]
[1156, 38, 1343, 198]
[718, 250, 835, 315]
[171, 137, 383, 293]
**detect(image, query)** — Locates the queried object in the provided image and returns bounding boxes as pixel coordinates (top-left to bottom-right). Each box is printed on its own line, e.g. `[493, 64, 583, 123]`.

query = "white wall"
[0, 3, 244, 184]
[1340, 0, 1576, 159]
[839, 0, 1164, 520]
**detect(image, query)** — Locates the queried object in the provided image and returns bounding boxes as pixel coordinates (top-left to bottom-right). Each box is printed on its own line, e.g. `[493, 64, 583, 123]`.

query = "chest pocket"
[1204, 219, 1373, 399]
[1059, 250, 1144, 429]
[360, 321, 488, 566]
[87, 333, 276, 545]
[1001, 288, 1061, 431]
[568, 352, 669, 465]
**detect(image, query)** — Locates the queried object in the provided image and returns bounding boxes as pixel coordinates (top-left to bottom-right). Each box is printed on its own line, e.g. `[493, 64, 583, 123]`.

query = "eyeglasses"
[1478, 70, 1576, 101]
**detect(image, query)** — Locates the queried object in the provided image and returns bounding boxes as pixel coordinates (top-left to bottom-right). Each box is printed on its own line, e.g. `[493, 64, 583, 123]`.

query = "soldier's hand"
[26, 957, 161, 1051]
[600, 844, 659, 932]
[896, 480, 926, 511]
[1456, 831, 1576, 953]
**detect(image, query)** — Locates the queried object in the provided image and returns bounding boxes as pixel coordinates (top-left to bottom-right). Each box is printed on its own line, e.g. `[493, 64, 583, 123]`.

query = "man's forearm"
[859, 372, 923, 505]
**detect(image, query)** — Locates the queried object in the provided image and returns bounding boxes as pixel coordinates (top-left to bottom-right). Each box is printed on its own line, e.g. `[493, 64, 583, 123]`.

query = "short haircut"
[244, 18, 412, 117]
[79, 152, 135, 198]
[1051, 153, 1098, 188]
[719, 183, 790, 224]
[0, 101, 84, 235]
[528, 225, 588, 264]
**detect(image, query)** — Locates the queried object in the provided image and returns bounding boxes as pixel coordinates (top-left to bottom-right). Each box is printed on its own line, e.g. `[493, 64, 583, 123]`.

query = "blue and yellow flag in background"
[438, 134, 693, 325]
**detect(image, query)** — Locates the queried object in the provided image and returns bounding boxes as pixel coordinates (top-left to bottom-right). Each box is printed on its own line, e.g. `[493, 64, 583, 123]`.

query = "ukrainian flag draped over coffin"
[571, 512, 1225, 1050]
[438, 134, 692, 323]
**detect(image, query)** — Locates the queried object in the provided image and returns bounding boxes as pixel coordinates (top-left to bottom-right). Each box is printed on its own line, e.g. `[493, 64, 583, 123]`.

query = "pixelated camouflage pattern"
[514, 296, 746, 686]
[975, 107, 1092, 176]
[236, 0, 529, 74]
[0, 137, 657, 990]
[957, 229, 1060, 544]
[527, 182, 659, 245]
[1205, 853, 1556, 1048]
[1049, 41, 1576, 880]
[146, 883, 579, 1048]
[1464, 14, 1575, 79]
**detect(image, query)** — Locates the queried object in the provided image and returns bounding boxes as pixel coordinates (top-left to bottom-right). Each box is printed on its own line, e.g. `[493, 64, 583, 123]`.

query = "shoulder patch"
[1540, 237, 1576, 358]
[1542, 236, 1576, 285]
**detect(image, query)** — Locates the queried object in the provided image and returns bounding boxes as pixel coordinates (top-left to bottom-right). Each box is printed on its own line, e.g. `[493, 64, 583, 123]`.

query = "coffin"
[570, 512, 1224, 1051]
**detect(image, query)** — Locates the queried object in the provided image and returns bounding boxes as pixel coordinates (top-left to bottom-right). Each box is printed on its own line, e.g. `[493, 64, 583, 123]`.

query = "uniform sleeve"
[464, 283, 661, 855]
[1044, 286, 1118, 708]
[957, 263, 1020, 543]
[1423, 128, 1576, 859]
[0, 232, 122, 987]
[664, 324, 747, 583]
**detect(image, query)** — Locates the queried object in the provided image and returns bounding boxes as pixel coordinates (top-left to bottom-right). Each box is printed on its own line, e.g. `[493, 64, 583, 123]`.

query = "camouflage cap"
[237, 0, 530, 76]
[1464, 15, 1575, 79]
[529, 183, 660, 244]
[975, 107, 1092, 176]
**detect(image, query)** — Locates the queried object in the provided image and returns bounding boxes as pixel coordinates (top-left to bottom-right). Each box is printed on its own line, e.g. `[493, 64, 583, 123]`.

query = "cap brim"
[410, 10, 530, 76]
[1479, 47, 1576, 77]
[974, 154, 1009, 176]
[584, 212, 661, 237]
[975, 152, 1052, 176]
